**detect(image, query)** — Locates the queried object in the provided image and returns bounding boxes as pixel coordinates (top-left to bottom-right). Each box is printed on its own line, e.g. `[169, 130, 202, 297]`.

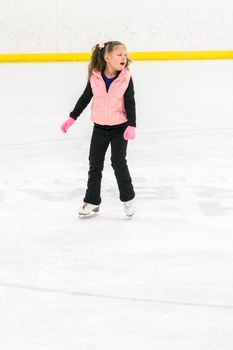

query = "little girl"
[61, 41, 136, 217]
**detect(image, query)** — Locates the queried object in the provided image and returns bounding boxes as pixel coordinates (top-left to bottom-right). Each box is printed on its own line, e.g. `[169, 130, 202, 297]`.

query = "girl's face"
[104, 45, 128, 73]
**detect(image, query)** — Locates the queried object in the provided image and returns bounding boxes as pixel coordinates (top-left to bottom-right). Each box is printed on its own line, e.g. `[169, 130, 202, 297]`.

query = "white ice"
[1, 60, 233, 349]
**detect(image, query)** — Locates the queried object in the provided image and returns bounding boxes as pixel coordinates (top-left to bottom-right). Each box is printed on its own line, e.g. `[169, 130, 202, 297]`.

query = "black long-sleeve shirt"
[69, 77, 136, 127]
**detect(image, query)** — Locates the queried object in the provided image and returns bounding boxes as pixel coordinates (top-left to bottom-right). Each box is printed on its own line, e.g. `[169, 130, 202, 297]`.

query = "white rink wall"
[0, 0, 233, 53]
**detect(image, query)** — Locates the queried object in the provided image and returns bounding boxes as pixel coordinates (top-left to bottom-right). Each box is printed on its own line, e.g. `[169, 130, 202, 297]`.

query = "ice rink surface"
[1, 60, 233, 349]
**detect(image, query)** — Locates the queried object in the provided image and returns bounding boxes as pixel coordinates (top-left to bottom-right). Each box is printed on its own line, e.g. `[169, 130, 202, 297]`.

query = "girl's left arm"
[124, 77, 136, 127]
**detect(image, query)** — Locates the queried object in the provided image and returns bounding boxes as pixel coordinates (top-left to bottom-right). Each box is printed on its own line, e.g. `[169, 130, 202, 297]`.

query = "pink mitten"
[60, 117, 75, 133]
[124, 126, 136, 140]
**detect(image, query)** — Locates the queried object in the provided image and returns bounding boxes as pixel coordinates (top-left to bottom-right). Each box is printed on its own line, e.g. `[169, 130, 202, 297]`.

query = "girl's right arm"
[69, 81, 93, 120]
[60, 81, 93, 133]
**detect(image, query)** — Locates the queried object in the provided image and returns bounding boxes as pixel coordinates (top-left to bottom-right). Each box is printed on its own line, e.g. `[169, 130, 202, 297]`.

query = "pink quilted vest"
[90, 68, 131, 126]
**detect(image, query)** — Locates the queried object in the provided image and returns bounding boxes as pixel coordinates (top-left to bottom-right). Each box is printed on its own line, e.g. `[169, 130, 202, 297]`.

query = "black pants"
[83, 124, 135, 205]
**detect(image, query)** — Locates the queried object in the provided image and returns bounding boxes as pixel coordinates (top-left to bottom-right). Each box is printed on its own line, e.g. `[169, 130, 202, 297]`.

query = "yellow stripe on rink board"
[0, 50, 233, 63]
[0, 52, 91, 63]
[131, 50, 233, 60]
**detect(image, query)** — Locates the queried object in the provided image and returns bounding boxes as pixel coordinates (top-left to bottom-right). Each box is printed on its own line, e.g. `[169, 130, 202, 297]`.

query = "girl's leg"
[110, 127, 135, 202]
[83, 126, 110, 205]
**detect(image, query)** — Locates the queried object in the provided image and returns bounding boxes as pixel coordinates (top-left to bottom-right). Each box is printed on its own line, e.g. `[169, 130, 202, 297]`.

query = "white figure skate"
[123, 199, 136, 217]
[78, 202, 100, 217]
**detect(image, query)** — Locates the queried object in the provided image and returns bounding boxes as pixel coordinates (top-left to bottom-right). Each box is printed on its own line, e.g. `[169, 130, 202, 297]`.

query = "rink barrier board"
[0, 51, 233, 62]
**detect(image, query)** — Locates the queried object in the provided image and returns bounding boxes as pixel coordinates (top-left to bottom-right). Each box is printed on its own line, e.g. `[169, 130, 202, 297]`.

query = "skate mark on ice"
[0, 190, 5, 202]
[195, 186, 233, 199]
[106, 186, 178, 200]
[1, 281, 233, 310]
[198, 201, 233, 216]
[19, 188, 82, 201]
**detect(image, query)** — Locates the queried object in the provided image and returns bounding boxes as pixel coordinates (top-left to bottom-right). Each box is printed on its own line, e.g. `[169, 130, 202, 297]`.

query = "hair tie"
[98, 41, 105, 49]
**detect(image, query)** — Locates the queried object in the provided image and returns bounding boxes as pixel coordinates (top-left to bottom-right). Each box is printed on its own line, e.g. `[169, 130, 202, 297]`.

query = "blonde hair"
[87, 41, 131, 80]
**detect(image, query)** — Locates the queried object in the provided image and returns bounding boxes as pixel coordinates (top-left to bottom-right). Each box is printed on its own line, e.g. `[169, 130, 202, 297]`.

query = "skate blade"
[78, 207, 99, 218]
[126, 212, 135, 218]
